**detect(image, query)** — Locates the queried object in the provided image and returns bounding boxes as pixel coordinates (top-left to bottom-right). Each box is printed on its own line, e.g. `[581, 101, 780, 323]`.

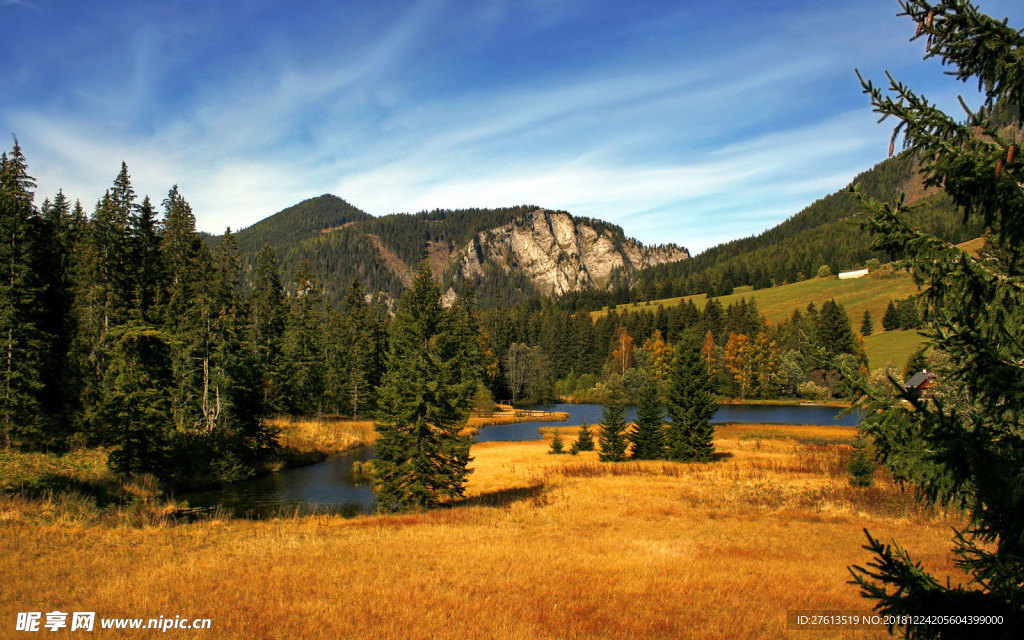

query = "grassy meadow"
[2, 422, 966, 639]
[594, 269, 920, 327]
[593, 268, 932, 370]
[862, 329, 927, 369]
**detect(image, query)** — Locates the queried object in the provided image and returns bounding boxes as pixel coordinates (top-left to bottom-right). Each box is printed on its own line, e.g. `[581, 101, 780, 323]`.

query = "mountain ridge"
[223, 200, 689, 307]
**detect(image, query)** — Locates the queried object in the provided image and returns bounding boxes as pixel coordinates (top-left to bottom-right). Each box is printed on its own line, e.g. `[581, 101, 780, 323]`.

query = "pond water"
[179, 447, 377, 518]
[472, 402, 861, 442]
[181, 403, 859, 517]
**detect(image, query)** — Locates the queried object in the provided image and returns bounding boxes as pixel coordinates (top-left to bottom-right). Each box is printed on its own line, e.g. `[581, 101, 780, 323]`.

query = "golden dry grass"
[0, 424, 966, 640]
[270, 416, 378, 456]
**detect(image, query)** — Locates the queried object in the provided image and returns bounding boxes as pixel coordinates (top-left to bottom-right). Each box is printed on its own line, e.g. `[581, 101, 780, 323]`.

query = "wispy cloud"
[1, 0, 42, 12]
[3, 0, 1022, 253]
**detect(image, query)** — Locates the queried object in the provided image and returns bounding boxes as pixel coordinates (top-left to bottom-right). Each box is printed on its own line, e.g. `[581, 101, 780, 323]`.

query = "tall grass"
[1, 426, 966, 639]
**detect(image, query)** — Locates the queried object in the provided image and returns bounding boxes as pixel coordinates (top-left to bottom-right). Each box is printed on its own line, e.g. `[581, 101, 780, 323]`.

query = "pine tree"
[882, 300, 899, 331]
[816, 299, 857, 359]
[597, 379, 628, 462]
[847, 432, 876, 488]
[850, 1, 1024, 629]
[37, 189, 80, 440]
[100, 323, 173, 479]
[0, 141, 47, 447]
[280, 261, 327, 415]
[160, 185, 203, 326]
[326, 279, 374, 417]
[629, 371, 665, 459]
[129, 196, 163, 323]
[571, 421, 596, 453]
[665, 332, 717, 462]
[249, 244, 287, 413]
[549, 428, 565, 454]
[902, 345, 929, 381]
[373, 265, 479, 511]
[860, 309, 874, 336]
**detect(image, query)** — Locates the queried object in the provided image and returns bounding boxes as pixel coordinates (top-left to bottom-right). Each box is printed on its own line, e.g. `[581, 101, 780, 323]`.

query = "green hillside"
[597, 269, 916, 322]
[863, 330, 926, 370]
[595, 265, 935, 370]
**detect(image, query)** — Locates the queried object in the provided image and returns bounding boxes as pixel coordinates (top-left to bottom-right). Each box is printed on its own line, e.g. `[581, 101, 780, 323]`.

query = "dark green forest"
[0, 147, 394, 487]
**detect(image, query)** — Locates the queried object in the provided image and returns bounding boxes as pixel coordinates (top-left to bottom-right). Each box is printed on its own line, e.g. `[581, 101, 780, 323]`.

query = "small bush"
[847, 434, 876, 487]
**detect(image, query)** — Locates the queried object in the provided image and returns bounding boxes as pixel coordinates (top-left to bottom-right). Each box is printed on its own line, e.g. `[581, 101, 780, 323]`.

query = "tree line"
[0, 147, 391, 486]
[477, 294, 871, 408]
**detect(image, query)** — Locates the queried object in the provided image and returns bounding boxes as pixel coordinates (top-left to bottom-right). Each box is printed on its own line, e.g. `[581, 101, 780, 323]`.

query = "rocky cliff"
[452, 209, 688, 296]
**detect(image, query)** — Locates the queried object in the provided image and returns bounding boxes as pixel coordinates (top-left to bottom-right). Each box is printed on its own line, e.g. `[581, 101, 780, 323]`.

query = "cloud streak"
[3, 0, 1023, 253]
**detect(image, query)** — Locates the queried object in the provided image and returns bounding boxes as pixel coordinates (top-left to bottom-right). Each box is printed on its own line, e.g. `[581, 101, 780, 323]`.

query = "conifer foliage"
[0, 141, 48, 448]
[597, 379, 629, 462]
[373, 265, 481, 511]
[570, 422, 596, 454]
[629, 371, 666, 459]
[665, 333, 717, 462]
[850, 0, 1024, 632]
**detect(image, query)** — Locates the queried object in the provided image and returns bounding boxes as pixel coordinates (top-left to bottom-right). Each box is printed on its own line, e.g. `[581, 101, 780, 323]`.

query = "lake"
[181, 403, 859, 517]
[473, 402, 861, 442]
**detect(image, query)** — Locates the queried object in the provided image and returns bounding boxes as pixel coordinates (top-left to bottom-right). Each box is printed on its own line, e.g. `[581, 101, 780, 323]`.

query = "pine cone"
[996, 159, 1004, 179]
[1008, 145, 1016, 163]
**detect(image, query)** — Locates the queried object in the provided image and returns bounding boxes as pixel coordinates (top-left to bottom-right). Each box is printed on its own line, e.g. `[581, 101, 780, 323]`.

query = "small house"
[905, 369, 936, 398]
[838, 268, 869, 280]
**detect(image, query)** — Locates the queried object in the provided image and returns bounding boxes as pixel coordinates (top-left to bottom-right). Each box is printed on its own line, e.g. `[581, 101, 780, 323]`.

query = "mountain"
[224, 199, 690, 307]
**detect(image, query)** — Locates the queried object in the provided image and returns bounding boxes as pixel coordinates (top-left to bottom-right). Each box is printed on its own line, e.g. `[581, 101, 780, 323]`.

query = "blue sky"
[2, 0, 1022, 253]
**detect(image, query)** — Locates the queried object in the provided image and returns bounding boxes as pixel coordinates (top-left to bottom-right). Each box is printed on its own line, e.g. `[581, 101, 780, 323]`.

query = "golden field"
[0, 423, 967, 639]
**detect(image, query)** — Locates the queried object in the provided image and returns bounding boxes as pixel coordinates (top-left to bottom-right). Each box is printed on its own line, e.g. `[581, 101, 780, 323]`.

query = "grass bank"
[272, 409, 571, 461]
[1, 423, 966, 639]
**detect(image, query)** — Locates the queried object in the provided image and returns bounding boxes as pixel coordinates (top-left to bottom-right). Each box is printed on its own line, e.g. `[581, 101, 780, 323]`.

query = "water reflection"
[473, 402, 861, 442]
[180, 447, 376, 518]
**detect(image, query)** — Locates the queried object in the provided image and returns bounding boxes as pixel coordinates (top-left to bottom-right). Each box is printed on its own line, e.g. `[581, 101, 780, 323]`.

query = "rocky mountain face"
[227, 198, 688, 307]
[453, 209, 688, 296]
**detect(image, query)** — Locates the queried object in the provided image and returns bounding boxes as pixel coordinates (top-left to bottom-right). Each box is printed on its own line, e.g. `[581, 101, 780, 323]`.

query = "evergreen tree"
[100, 323, 173, 479]
[249, 243, 287, 412]
[160, 185, 203, 326]
[816, 299, 858, 359]
[549, 428, 565, 454]
[129, 195, 163, 323]
[847, 432, 876, 488]
[902, 345, 929, 381]
[882, 300, 900, 331]
[281, 262, 329, 415]
[597, 379, 628, 462]
[860, 310, 874, 336]
[37, 189, 81, 440]
[665, 332, 717, 462]
[328, 278, 375, 417]
[0, 141, 47, 447]
[850, 1, 1024, 630]
[374, 265, 480, 511]
[570, 422, 596, 453]
[629, 371, 665, 459]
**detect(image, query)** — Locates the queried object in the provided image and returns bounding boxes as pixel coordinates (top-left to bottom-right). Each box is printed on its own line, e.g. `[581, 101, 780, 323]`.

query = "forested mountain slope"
[221, 200, 689, 307]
